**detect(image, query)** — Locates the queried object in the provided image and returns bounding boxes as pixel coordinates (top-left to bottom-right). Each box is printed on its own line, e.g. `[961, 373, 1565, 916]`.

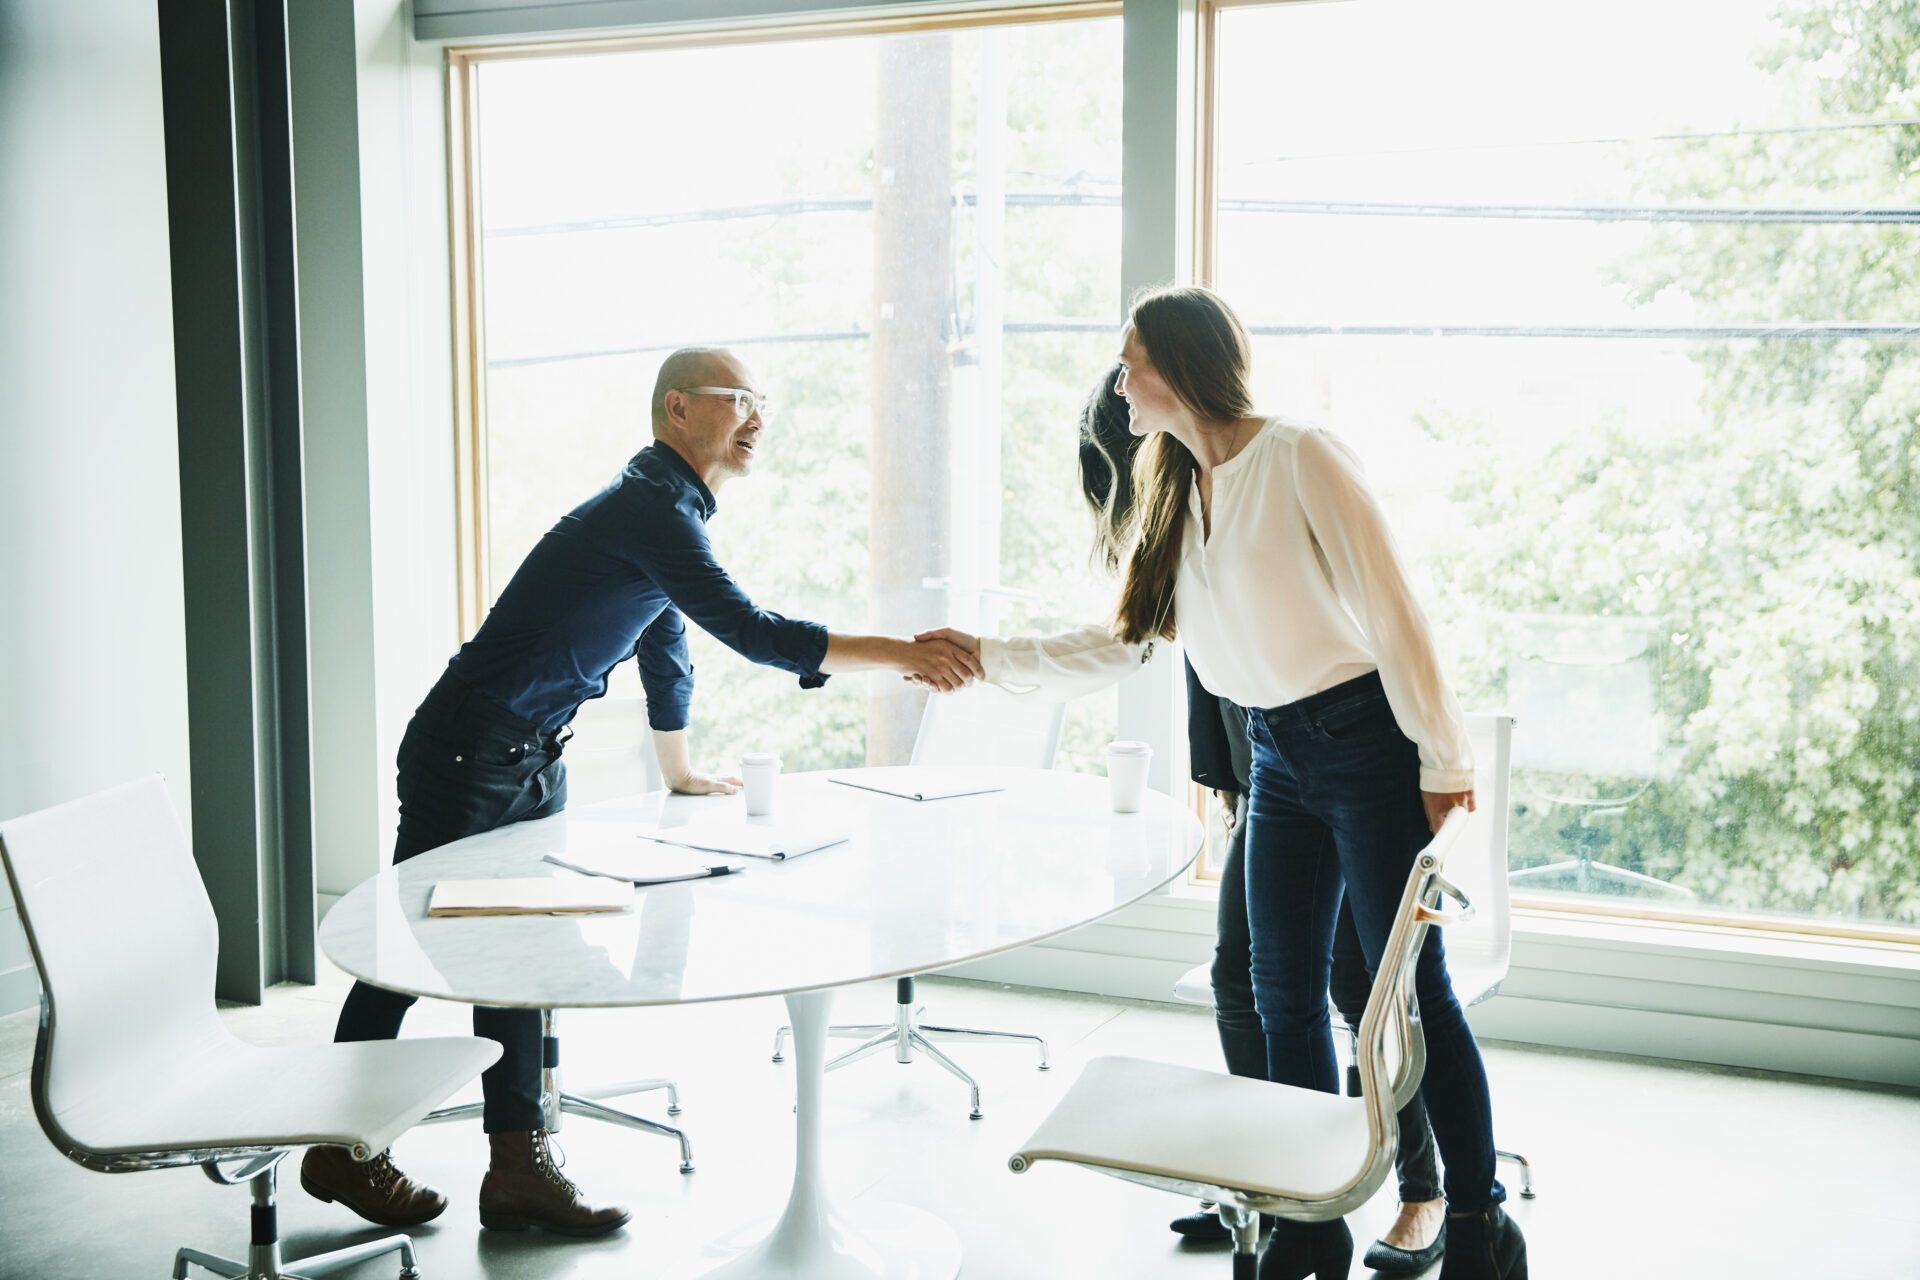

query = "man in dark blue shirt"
[301, 347, 981, 1238]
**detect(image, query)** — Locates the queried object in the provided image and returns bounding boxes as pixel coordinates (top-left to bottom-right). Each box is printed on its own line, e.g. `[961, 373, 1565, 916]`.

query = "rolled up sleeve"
[635, 606, 697, 731]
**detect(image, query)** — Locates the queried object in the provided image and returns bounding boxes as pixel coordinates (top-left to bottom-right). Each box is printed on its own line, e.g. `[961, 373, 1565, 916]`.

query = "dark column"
[868, 33, 954, 766]
[156, 0, 315, 1000]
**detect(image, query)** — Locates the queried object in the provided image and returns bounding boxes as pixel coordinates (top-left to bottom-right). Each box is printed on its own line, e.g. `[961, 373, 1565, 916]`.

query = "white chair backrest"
[0, 777, 226, 1129]
[1354, 807, 1470, 1179]
[910, 682, 1066, 770]
[1440, 713, 1516, 998]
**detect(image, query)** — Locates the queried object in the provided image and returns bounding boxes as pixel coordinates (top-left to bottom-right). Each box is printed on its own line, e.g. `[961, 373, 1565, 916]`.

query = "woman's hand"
[820, 633, 982, 690]
[896, 636, 982, 691]
[903, 628, 984, 691]
[1216, 789, 1239, 832]
[1421, 788, 1475, 834]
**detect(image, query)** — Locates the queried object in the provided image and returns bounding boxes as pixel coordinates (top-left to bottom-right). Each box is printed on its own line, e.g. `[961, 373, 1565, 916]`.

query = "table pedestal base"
[670, 1200, 960, 1280]
[668, 990, 961, 1280]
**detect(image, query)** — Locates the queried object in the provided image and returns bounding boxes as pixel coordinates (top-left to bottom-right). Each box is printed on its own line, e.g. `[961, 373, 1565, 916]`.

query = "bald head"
[652, 347, 737, 435]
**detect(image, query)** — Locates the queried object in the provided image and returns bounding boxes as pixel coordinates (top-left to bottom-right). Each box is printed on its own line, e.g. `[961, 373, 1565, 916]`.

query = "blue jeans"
[1213, 805, 1442, 1203]
[1243, 671, 1504, 1212]
[334, 671, 569, 1133]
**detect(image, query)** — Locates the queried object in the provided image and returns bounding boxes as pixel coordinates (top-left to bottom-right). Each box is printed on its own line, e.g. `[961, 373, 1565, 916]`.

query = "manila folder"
[428, 876, 632, 917]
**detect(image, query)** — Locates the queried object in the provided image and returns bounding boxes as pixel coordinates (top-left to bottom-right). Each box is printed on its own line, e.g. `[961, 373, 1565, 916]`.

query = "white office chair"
[0, 777, 500, 1280]
[772, 682, 1066, 1118]
[1169, 712, 1534, 1197]
[1012, 809, 1474, 1279]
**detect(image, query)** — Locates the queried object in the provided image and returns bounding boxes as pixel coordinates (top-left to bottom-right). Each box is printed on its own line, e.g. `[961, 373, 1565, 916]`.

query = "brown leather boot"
[478, 1130, 630, 1237]
[300, 1145, 448, 1227]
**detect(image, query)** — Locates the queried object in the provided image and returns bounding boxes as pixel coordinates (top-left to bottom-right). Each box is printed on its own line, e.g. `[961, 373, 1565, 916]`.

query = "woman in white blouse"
[921, 287, 1525, 1280]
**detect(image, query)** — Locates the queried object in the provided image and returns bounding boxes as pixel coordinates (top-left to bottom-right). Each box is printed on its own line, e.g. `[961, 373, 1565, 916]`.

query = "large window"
[1206, 0, 1920, 935]
[454, 11, 1124, 781]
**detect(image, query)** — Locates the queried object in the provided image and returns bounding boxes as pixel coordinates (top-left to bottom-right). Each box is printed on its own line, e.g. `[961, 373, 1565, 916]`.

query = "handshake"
[893, 627, 982, 693]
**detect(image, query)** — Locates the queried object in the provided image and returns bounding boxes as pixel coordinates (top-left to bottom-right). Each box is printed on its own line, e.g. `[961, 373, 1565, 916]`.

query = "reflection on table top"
[319, 767, 1204, 1010]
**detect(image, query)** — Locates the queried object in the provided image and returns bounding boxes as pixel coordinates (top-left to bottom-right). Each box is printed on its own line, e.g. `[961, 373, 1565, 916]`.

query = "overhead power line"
[1247, 323, 1920, 340]
[1225, 199, 1920, 224]
[487, 191, 1919, 239]
[489, 320, 1920, 368]
[1228, 117, 1920, 168]
[488, 190, 1119, 239]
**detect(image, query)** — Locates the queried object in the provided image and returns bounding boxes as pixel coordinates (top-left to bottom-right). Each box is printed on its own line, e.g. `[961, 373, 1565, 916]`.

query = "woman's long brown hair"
[1111, 286, 1255, 644]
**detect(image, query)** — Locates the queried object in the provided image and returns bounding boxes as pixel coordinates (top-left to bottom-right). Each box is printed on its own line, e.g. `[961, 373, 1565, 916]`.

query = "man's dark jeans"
[1243, 672, 1504, 1213]
[333, 671, 569, 1134]
[1212, 800, 1442, 1204]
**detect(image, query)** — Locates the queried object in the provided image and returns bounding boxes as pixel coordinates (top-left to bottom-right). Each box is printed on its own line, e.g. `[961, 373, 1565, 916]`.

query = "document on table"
[427, 874, 633, 917]
[633, 818, 850, 860]
[541, 849, 744, 884]
[827, 766, 1004, 802]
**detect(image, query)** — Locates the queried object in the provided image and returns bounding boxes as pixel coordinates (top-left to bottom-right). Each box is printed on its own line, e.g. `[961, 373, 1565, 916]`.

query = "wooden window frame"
[444, 1, 1121, 638]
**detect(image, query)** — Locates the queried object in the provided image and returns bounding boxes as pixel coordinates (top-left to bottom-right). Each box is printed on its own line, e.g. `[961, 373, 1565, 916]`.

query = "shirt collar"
[645, 440, 718, 518]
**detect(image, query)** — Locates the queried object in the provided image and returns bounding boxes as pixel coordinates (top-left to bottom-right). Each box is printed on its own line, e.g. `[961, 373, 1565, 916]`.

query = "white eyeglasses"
[678, 386, 773, 423]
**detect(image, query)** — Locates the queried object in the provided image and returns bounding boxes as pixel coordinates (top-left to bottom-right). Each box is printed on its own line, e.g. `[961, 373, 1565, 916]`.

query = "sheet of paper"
[826, 766, 1005, 802]
[633, 818, 850, 860]
[427, 875, 633, 917]
[541, 849, 742, 884]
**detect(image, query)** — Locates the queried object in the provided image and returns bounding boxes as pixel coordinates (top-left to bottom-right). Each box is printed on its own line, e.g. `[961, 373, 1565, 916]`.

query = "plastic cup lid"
[741, 752, 782, 765]
[1105, 740, 1152, 756]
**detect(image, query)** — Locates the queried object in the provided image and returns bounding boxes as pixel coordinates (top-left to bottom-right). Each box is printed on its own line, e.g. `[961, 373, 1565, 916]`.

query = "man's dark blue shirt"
[448, 441, 829, 732]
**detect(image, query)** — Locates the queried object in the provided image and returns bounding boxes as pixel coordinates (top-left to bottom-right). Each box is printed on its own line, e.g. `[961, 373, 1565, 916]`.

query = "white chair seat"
[50, 1030, 497, 1161]
[1172, 962, 1213, 1007]
[1015, 1055, 1371, 1201]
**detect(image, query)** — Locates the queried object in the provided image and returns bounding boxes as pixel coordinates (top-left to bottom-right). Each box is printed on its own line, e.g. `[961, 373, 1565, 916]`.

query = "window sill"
[944, 878, 1920, 1088]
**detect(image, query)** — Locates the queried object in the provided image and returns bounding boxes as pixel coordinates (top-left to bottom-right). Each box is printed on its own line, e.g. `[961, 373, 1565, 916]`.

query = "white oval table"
[320, 767, 1203, 1279]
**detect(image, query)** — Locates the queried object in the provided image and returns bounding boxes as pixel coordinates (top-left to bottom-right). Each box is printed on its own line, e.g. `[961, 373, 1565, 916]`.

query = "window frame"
[1187, 0, 1920, 947]
[444, 1, 1124, 640]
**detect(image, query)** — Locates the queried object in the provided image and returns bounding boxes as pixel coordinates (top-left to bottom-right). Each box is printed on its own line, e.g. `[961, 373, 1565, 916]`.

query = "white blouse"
[979, 419, 1474, 793]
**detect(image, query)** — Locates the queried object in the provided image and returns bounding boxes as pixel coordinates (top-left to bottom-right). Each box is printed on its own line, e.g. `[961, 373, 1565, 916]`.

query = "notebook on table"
[827, 766, 1004, 802]
[541, 849, 744, 884]
[633, 818, 850, 861]
[427, 875, 634, 917]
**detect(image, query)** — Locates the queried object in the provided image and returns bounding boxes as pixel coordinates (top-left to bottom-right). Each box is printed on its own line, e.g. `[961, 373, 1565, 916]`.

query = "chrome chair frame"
[26, 994, 427, 1280]
[415, 1008, 693, 1171]
[771, 684, 1063, 1118]
[1014, 811, 1474, 1279]
[771, 976, 1048, 1119]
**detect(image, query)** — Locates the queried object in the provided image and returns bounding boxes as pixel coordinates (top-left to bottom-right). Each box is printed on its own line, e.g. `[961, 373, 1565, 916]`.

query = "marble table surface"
[319, 767, 1204, 1010]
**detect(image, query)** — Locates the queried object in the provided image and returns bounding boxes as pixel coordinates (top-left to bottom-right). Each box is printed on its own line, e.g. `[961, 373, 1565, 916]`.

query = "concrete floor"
[2, 964, 1916, 1280]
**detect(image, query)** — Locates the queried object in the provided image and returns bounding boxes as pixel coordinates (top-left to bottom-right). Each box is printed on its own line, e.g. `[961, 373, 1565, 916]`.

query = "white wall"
[0, 0, 194, 1013]
[352, 0, 465, 885]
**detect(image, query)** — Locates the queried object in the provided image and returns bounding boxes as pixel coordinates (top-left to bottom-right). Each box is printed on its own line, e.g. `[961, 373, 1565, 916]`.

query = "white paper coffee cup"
[741, 752, 781, 816]
[1105, 740, 1152, 813]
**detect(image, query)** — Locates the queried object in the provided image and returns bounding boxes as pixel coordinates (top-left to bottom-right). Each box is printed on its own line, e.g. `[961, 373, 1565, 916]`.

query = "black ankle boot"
[1257, 1217, 1352, 1280]
[1437, 1204, 1526, 1280]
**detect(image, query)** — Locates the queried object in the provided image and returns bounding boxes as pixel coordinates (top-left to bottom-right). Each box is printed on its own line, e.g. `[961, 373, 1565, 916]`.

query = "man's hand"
[821, 632, 982, 691]
[1422, 788, 1475, 834]
[651, 727, 742, 796]
[668, 770, 743, 796]
[906, 628, 984, 692]
[897, 636, 981, 692]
